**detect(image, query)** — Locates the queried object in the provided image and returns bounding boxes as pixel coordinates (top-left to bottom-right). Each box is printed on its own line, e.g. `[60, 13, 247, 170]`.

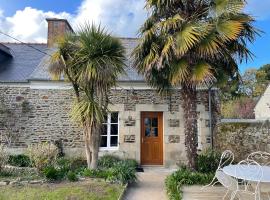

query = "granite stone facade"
[214, 121, 270, 161]
[0, 84, 218, 167]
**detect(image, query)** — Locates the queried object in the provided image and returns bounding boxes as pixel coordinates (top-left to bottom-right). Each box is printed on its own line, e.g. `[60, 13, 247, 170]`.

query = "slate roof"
[0, 43, 48, 82]
[0, 38, 145, 83]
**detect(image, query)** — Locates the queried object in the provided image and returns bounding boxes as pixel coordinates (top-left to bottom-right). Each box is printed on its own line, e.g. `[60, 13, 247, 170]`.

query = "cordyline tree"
[132, 0, 258, 169]
[49, 24, 125, 169]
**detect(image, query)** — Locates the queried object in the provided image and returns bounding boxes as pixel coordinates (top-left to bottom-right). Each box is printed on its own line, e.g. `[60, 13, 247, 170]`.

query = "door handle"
[142, 137, 144, 143]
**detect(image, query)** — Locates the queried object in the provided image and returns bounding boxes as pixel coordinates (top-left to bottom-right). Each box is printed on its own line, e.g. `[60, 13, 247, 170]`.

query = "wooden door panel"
[141, 112, 163, 165]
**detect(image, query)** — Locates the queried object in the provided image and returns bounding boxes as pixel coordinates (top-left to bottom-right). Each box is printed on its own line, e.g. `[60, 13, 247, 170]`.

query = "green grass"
[0, 180, 124, 200]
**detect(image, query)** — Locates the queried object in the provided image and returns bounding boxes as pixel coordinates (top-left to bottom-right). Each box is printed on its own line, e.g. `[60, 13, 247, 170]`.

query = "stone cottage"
[0, 18, 218, 168]
[255, 84, 270, 120]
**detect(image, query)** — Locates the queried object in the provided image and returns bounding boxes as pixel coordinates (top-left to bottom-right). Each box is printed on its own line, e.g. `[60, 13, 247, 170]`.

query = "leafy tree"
[221, 97, 256, 119]
[49, 24, 125, 169]
[133, 0, 258, 168]
[259, 64, 270, 81]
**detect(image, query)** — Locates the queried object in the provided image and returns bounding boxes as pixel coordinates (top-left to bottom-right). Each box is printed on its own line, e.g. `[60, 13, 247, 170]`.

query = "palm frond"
[191, 61, 216, 86]
[176, 22, 207, 56]
[170, 58, 189, 85]
[70, 96, 105, 125]
[216, 19, 244, 41]
[212, 0, 245, 16]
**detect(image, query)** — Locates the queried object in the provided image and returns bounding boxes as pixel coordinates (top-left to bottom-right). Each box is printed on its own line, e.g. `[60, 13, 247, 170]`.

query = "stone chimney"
[46, 18, 74, 48]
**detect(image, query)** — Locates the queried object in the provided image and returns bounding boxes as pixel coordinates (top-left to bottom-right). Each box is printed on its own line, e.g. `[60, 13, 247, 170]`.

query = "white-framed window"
[100, 112, 119, 150]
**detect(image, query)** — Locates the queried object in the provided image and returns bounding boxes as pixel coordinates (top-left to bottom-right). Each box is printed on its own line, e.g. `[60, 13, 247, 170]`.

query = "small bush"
[69, 157, 87, 171]
[55, 158, 71, 174]
[196, 149, 221, 173]
[124, 159, 138, 169]
[8, 155, 31, 167]
[82, 168, 109, 179]
[107, 160, 137, 185]
[0, 145, 8, 171]
[26, 143, 58, 172]
[165, 168, 214, 200]
[98, 154, 120, 169]
[67, 171, 78, 182]
[43, 166, 60, 181]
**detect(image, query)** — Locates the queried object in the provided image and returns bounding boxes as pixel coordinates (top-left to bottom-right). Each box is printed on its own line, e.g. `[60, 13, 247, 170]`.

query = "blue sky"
[0, 0, 269, 72]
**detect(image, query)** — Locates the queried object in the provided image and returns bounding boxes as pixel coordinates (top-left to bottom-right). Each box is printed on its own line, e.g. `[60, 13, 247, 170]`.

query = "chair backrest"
[201, 150, 235, 189]
[215, 170, 238, 191]
[247, 151, 270, 166]
[217, 150, 235, 170]
[237, 159, 263, 194]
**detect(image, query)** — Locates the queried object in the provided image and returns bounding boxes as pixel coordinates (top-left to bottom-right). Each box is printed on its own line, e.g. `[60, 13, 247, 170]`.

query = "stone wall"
[214, 120, 270, 161]
[0, 84, 217, 167]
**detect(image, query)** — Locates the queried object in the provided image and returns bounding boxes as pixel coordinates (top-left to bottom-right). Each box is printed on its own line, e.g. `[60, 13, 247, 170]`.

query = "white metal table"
[223, 165, 270, 183]
[223, 164, 270, 199]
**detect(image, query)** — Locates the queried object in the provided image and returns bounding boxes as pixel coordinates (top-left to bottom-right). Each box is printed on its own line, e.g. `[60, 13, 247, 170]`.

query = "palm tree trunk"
[89, 122, 101, 169]
[84, 124, 92, 168]
[83, 120, 101, 169]
[181, 85, 198, 169]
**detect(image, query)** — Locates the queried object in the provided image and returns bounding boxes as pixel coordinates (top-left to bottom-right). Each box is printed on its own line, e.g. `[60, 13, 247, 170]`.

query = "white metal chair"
[247, 151, 270, 166]
[202, 150, 237, 199]
[215, 169, 239, 200]
[247, 151, 270, 198]
[203, 150, 235, 187]
[235, 159, 264, 200]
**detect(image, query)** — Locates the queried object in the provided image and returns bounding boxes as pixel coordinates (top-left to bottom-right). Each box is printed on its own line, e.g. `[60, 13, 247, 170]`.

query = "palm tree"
[132, 0, 258, 169]
[49, 24, 126, 169]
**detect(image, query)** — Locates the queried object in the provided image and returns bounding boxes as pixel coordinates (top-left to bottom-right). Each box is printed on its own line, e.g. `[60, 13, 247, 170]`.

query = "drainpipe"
[208, 87, 213, 149]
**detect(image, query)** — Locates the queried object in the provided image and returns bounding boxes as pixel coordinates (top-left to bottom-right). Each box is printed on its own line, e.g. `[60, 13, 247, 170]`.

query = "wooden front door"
[141, 112, 163, 165]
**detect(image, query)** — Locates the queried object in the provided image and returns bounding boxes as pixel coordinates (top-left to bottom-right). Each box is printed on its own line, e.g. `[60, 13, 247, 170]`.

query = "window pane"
[144, 118, 151, 126]
[111, 112, 118, 123]
[145, 127, 151, 137]
[152, 118, 158, 127]
[111, 124, 118, 135]
[110, 136, 118, 147]
[153, 127, 158, 137]
[101, 124, 107, 136]
[100, 136, 107, 147]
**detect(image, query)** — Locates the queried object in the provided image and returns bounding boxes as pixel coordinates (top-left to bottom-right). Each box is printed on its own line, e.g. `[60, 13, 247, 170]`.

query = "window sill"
[99, 147, 119, 151]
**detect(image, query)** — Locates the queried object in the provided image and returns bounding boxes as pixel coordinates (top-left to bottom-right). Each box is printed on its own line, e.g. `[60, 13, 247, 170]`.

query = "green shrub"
[8, 155, 31, 167]
[55, 158, 71, 174]
[26, 143, 58, 172]
[43, 166, 63, 181]
[196, 149, 221, 173]
[67, 171, 78, 182]
[124, 159, 138, 169]
[69, 157, 87, 171]
[0, 145, 8, 172]
[165, 168, 214, 200]
[82, 168, 109, 179]
[0, 170, 13, 177]
[107, 160, 137, 185]
[98, 154, 120, 169]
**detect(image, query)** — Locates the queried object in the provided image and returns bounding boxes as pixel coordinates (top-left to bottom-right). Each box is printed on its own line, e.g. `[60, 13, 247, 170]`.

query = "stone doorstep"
[141, 166, 177, 173]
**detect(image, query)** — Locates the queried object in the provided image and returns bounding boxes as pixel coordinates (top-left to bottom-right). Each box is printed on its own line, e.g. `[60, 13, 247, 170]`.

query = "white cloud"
[0, 7, 72, 43]
[75, 0, 147, 37]
[0, 0, 147, 43]
[245, 0, 270, 20]
[2, 0, 267, 43]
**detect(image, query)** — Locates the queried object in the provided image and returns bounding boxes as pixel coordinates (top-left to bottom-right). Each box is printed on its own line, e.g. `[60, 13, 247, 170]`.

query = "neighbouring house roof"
[0, 38, 145, 83]
[0, 43, 48, 82]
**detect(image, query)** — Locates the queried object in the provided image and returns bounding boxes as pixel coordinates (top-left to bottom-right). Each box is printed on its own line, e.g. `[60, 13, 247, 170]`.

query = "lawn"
[0, 180, 125, 200]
